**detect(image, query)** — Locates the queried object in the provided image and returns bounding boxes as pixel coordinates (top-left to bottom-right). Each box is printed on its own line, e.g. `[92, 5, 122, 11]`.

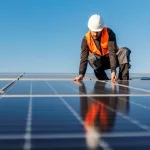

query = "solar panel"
[0, 73, 150, 150]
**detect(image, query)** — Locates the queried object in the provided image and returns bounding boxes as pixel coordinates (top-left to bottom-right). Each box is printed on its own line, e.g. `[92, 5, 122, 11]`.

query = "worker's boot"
[118, 63, 129, 80]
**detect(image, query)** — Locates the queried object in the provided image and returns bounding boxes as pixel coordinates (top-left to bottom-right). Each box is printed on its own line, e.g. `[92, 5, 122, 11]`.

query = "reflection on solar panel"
[0, 73, 150, 150]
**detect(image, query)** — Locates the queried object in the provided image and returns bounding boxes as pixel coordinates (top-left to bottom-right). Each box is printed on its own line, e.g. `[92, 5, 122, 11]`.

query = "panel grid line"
[23, 81, 32, 150]
[1, 131, 150, 140]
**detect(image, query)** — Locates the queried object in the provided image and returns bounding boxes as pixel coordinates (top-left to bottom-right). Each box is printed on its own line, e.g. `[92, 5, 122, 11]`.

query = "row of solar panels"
[0, 73, 149, 79]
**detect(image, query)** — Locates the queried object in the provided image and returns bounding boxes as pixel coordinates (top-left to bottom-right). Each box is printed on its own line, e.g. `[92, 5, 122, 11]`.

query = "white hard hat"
[88, 14, 104, 32]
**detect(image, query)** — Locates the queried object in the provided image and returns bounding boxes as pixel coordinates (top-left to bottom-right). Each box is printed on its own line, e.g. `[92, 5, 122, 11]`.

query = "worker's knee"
[120, 47, 131, 56]
[88, 52, 102, 70]
[117, 47, 131, 64]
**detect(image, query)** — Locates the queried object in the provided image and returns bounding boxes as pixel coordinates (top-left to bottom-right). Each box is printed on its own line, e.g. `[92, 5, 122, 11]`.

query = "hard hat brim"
[88, 25, 103, 32]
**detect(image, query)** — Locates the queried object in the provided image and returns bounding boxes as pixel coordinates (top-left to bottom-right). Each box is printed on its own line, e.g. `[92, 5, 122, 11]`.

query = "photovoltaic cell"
[128, 80, 150, 90]
[0, 97, 29, 135]
[4, 81, 31, 95]
[32, 97, 84, 134]
[0, 81, 12, 89]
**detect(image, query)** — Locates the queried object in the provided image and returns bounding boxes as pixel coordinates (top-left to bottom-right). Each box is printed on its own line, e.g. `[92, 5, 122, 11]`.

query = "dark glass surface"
[32, 97, 84, 134]
[31, 138, 88, 150]
[0, 140, 24, 150]
[32, 81, 55, 94]
[0, 81, 12, 89]
[0, 77, 150, 149]
[0, 97, 29, 135]
[0, 95, 149, 149]
[128, 80, 150, 90]
[46, 81, 80, 94]
[4, 81, 31, 95]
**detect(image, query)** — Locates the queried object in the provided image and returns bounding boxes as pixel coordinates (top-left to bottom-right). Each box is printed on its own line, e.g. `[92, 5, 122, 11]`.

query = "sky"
[0, 0, 150, 73]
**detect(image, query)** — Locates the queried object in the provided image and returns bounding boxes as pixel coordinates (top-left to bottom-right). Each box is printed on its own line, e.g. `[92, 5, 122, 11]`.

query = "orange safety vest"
[85, 27, 118, 56]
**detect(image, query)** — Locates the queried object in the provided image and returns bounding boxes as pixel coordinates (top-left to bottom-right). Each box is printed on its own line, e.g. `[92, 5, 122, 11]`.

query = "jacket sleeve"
[108, 28, 118, 73]
[79, 37, 89, 76]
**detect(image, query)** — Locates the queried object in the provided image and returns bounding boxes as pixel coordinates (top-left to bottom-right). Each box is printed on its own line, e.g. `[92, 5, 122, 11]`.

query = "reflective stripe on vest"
[85, 27, 117, 56]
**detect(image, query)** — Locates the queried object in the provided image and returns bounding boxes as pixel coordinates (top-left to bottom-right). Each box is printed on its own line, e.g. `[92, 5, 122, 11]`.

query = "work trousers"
[88, 47, 131, 80]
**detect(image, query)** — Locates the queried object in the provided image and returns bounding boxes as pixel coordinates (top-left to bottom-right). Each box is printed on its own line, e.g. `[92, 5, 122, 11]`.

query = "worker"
[73, 14, 131, 82]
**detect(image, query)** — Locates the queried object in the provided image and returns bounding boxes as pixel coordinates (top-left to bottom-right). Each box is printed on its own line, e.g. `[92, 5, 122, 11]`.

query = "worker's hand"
[73, 80, 83, 86]
[111, 72, 117, 83]
[73, 75, 83, 81]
